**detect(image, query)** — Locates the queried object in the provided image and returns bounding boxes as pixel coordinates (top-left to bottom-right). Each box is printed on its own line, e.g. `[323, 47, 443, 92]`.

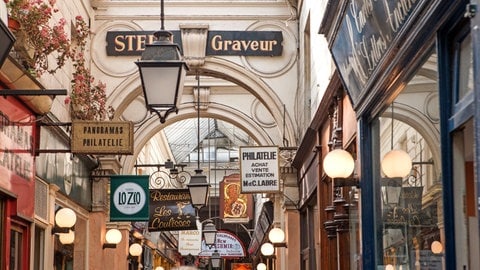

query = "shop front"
[321, 0, 480, 269]
[0, 92, 37, 269]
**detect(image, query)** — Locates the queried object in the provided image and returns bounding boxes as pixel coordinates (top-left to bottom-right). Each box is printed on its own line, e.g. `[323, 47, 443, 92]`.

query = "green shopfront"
[326, 0, 480, 269]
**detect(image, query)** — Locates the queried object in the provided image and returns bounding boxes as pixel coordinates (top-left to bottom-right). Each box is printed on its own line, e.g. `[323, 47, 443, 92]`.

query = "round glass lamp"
[381, 149, 412, 178]
[260, 242, 275, 256]
[385, 264, 394, 270]
[105, 229, 122, 245]
[268, 228, 285, 244]
[59, 230, 75, 245]
[129, 243, 143, 256]
[323, 149, 355, 178]
[155, 267, 165, 270]
[431, 240, 443, 254]
[55, 208, 77, 228]
[256, 263, 267, 270]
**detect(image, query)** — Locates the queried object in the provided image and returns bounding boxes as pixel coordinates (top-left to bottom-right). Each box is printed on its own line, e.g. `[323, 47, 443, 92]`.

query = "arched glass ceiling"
[163, 117, 254, 164]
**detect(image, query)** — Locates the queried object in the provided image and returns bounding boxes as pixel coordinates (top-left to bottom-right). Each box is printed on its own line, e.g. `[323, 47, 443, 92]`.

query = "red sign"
[220, 174, 253, 223]
[0, 97, 36, 218]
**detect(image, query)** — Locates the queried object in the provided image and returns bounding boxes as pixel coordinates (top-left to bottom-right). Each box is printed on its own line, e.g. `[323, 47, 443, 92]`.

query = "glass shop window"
[10, 226, 25, 270]
[375, 50, 446, 269]
[0, 199, 4, 267]
[33, 225, 45, 270]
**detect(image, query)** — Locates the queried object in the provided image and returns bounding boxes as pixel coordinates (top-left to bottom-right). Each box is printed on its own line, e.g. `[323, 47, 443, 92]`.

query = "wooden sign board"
[71, 121, 134, 154]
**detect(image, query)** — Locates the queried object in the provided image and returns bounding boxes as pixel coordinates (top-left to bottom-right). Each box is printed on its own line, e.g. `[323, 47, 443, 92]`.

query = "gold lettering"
[231, 40, 241, 51]
[114, 35, 126, 52]
[137, 35, 147, 51]
[124, 35, 136, 51]
[224, 40, 233, 50]
[250, 40, 259, 50]
[211, 35, 222, 51]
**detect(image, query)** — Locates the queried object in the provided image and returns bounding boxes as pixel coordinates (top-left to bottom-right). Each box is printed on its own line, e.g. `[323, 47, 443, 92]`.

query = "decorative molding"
[180, 24, 209, 68]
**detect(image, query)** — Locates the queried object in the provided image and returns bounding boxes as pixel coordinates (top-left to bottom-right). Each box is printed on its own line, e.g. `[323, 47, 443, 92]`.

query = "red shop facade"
[0, 94, 37, 269]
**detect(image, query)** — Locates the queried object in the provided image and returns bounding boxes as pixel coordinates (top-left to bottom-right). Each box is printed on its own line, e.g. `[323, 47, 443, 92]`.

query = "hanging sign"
[220, 174, 253, 223]
[199, 231, 246, 258]
[239, 146, 280, 193]
[110, 175, 149, 221]
[178, 219, 202, 255]
[148, 189, 197, 231]
[71, 120, 134, 154]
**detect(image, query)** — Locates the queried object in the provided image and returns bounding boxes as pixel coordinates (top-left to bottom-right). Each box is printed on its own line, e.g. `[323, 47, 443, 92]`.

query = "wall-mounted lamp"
[52, 207, 77, 234]
[431, 240, 443, 254]
[129, 243, 143, 257]
[268, 227, 287, 248]
[203, 220, 218, 247]
[210, 250, 222, 268]
[155, 267, 165, 270]
[385, 264, 394, 270]
[103, 228, 122, 249]
[256, 262, 267, 270]
[260, 242, 275, 257]
[323, 149, 358, 187]
[135, 0, 188, 124]
[381, 103, 412, 179]
[58, 230, 75, 245]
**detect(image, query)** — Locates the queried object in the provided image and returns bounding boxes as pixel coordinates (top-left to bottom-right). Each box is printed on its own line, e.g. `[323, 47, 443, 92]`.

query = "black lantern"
[187, 74, 210, 211]
[135, 0, 188, 123]
[210, 250, 221, 268]
[202, 220, 217, 247]
[188, 169, 210, 210]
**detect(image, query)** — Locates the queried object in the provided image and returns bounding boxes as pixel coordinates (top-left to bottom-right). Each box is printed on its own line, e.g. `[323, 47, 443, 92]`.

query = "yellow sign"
[71, 121, 134, 154]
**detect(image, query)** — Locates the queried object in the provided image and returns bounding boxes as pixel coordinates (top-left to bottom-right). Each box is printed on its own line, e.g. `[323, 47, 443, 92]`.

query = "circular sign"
[112, 182, 147, 215]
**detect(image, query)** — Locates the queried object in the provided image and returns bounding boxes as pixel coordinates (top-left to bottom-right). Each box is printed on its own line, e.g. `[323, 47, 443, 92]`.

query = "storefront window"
[443, 19, 480, 268]
[33, 225, 45, 270]
[375, 50, 446, 269]
[10, 226, 24, 270]
[0, 199, 4, 268]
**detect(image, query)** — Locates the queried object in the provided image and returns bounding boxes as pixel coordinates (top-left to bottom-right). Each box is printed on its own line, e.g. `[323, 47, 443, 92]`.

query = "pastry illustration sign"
[239, 146, 279, 193]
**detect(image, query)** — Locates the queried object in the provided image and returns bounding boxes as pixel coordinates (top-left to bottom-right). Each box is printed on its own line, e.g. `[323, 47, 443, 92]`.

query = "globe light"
[260, 242, 275, 256]
[58, 230, 75, 245]
[431, 240, 443, 254]
[323, 149, 355, 178]
[129, 243, 143, 256]
[385, 264, 394, 270]
[268, 228, 285, 244]
[256, 263, 267, 270]
[55, 208, 77, 228]
[105, 229, 122, 245]
[381, 150, 412, 178]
